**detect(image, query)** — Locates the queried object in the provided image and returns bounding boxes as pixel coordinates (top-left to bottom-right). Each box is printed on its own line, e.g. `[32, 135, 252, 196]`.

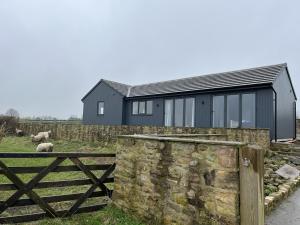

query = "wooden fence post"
[239, 144, 264, 225]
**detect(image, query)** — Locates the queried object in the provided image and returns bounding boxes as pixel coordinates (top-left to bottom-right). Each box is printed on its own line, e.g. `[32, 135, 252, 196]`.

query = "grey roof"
[128, 63, 286, 97]
[102, 79, 132, 96]
[82, 63, 288, 100]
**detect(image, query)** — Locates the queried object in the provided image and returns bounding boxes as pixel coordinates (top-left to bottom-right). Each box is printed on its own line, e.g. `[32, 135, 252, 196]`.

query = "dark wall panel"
[273, 69, 296, 139]
[256, 88, 274, 139]
[195, 95, 211, 128]
[124, 98, 164, 126]
[82, 82, 124, 125]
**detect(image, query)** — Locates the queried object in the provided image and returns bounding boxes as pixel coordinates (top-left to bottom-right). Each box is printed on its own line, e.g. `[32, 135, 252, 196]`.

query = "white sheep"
[37, 130, 52, 141]
[31, 134, 46, 143]
[15, 128, 24, 137]
[36, 143, 54, 152]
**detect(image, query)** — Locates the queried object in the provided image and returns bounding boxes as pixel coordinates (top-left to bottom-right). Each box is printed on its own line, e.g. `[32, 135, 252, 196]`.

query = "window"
[242, 93, 256, 128]
[227, 95, 239, 128]
[133, 100, 153, 115]
[174, 99, 184, 127]
[213, 96, 224, 128]
[139, 101, 146, 114]
[185, 98, 195, 127]
[146, 101, 153, 115]
[164, 100, 173, 126]
[132, 101, 138, 115]
[164, 98, 195, 127]
[98, 102, 104, 115]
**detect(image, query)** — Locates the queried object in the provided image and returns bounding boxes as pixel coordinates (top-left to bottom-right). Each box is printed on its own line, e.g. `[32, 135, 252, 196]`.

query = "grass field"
[0, 137, 145, 225]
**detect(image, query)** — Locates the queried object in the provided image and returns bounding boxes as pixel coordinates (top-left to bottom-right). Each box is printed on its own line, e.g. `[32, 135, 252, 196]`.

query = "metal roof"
[82, 63, 288, 100]
[102, 79, 131, 96]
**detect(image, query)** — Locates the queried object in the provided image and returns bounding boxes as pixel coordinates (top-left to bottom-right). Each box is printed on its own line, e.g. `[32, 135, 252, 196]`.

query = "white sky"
[0, 0, 299, 118]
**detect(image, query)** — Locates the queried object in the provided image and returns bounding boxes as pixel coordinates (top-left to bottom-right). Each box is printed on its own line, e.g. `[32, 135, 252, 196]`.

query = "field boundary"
[0, 152, 115, 224]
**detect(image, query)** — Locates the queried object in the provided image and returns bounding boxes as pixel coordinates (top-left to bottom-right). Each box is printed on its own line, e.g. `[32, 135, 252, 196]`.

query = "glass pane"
[146, 101, 153, 115]
[242, 94, 256, 128]
[139, 101, 146, 114]
[227, 95, 239, 128]
[185, 98, 195, 127]
[174, 99, 184, 127]
[164, 100, 173, 126]
[132, 101, 138, 115]
[98, 102, 104, 115]
[213, 96, 224, 128]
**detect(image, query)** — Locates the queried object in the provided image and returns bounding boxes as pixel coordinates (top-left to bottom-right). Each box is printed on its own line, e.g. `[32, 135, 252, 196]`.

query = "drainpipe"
[273, 88, 278, 142]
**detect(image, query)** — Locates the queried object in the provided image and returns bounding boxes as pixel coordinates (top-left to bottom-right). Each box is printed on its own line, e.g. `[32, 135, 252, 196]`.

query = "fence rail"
[0, 152, 115, 224]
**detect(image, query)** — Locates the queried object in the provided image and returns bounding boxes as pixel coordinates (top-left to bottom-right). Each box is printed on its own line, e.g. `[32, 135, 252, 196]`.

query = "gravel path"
[266, 188, 300, 225]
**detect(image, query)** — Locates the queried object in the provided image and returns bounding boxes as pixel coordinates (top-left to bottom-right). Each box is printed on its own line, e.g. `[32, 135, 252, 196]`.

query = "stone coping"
[265, 176, 300, 215]
[154, 133, 227, 137]
[118, 134, 246, 146]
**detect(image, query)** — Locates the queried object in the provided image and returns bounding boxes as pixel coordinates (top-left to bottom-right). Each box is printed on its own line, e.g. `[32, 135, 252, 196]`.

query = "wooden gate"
[0, 152, 115, 224]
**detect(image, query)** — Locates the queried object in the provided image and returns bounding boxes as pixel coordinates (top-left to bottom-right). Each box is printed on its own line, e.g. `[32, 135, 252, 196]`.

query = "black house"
[81, 63, 297, 140]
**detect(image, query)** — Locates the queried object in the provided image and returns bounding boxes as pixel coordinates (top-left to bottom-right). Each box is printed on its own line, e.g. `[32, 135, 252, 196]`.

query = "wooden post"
[239, 144, 264, 225]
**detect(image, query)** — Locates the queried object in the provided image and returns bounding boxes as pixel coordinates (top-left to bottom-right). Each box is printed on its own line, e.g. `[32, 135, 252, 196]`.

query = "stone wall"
[113, 135, 260, 225]
[18, 122, 270, 149]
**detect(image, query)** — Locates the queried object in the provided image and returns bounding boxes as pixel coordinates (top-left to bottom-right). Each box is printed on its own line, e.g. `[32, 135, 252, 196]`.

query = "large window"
[185, 98, 195, 127]
[164, 98, 195, 127]
[213, 96, 224, 128]
[212, 93, 256, 129]
[164, 100, 173, 126]
[132, 100, 153, 115]
[146, 101, 153, 115]
[174, 99, 184, 127]
[132, 101, 138, 115]
[242, 93, 256, 128]
[97, 102, 104, 115]
[139, 101, 146, 114]
[227, 95, 239, 128]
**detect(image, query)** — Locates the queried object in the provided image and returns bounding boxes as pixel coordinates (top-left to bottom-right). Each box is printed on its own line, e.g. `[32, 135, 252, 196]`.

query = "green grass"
[35, 206, 145, 225]
[0, 136, 145, 225]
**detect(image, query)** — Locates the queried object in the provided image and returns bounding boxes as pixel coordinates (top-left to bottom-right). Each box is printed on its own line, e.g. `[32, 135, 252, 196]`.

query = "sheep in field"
[37, 131, 52, 141]
[36, 143, 54, 152]
[31, 134, 46, 143]
[15, 128, 24, 137]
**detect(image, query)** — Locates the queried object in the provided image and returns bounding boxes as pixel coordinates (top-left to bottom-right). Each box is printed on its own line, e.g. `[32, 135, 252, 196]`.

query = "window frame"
[212, 95, 225, 128]
[97, 101, 105, 116]
[185, 97, 195, 127]
[132, 100, 153, 116]
[164, 99, 174, 127]
[138, 101, 146, 114]
[226, 94, 240, 128]
[146, 100, 153, 115]
[241, 93, 256, 128]
[174, 98, 184, 127]
[211, 92, 257, 129]
[132, 101, 139, 115]
[163, 97, 196, 127]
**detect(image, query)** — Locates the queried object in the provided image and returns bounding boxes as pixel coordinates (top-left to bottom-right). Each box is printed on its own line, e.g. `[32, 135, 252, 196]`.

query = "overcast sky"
[0, 0, 299, 119]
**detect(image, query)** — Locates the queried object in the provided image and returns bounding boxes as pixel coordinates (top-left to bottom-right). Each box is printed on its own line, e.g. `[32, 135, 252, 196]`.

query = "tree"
[5, 108, 19, 118]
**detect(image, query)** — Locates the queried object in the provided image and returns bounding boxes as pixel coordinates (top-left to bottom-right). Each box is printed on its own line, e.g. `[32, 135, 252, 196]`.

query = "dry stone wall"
[18, 122, 270, 149]
[113, 135, 249, 225]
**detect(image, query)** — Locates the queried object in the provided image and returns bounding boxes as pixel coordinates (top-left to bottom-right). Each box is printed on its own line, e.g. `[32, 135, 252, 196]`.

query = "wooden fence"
[0, 152, 115, 224]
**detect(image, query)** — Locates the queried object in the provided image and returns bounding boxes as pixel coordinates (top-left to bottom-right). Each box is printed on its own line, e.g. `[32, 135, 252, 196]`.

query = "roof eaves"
[284, 66, 297, 100]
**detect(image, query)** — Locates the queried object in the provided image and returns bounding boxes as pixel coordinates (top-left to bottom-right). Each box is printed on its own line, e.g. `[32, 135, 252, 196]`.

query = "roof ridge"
[130, 63, 286, 88]
[102, 79, 132, 88]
